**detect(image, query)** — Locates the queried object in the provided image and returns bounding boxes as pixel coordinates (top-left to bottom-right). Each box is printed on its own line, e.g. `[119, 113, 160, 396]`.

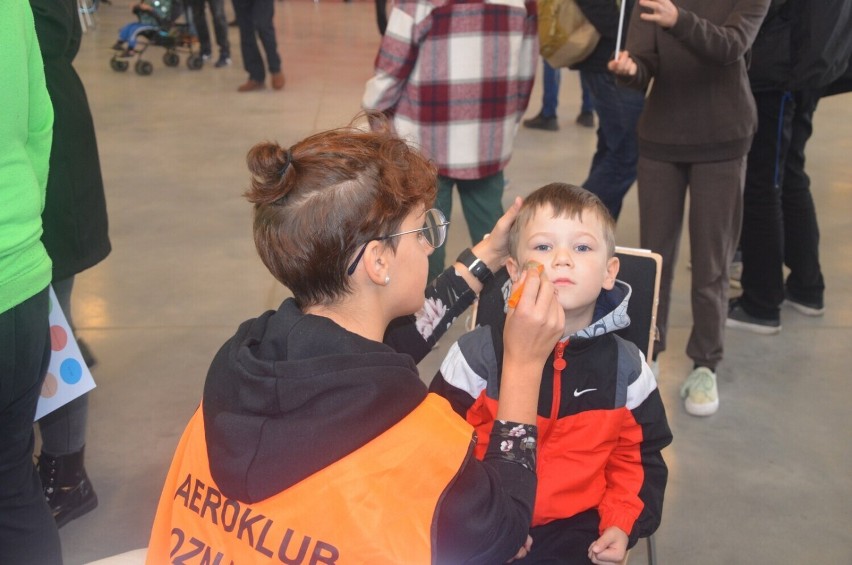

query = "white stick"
[615, 0, 628, 59]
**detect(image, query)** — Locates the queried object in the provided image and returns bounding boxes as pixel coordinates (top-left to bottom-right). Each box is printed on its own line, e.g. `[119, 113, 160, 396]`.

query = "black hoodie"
[201, 271, 538, 564]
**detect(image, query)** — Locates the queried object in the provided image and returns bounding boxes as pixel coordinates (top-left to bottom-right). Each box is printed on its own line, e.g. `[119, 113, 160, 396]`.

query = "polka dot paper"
[34, 286, 97, 421]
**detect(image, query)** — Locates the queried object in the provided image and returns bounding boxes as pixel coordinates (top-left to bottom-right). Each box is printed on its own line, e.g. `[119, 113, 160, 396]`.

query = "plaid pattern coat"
[363, 0, 538, 180]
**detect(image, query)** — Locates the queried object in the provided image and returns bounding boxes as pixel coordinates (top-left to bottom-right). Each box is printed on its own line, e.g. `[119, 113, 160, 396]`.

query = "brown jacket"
[618, 0, 771, 162]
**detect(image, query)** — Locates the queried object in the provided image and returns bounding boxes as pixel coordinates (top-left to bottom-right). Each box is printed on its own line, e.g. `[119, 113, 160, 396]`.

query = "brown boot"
[271, 71, 285, 90]
[237, 79, 265, 92]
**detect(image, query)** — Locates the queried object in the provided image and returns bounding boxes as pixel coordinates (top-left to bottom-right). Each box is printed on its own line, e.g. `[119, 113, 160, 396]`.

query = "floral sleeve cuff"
[485, 420, 538, 473]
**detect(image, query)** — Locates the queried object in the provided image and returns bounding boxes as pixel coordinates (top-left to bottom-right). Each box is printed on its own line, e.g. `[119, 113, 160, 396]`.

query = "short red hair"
[244, 119, 437, 308]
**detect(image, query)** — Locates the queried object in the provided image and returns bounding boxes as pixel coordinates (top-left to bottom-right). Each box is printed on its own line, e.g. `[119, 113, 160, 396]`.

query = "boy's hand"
[506, 535, 533, 562]
[608, 51, 637, 77]
[588, 527, 629, 564]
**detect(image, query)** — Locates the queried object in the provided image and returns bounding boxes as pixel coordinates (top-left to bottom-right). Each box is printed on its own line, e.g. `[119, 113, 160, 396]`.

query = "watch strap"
[457, 248, 493, 284]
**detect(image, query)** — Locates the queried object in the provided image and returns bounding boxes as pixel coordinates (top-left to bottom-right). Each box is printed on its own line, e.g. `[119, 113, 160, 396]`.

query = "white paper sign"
[34, 286, 96, 421]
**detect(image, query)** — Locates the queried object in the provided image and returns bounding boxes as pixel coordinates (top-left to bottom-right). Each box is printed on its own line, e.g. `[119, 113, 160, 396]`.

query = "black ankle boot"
[37, 447, 99, 528]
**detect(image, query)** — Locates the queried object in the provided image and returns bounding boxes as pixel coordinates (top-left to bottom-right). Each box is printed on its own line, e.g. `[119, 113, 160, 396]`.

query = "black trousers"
[517, 509, 634, 564]
[739, 89, 825, 319]
[232, 0, 281, 82]
[0, 288, 62, 564]
[190, 0, 230, 57]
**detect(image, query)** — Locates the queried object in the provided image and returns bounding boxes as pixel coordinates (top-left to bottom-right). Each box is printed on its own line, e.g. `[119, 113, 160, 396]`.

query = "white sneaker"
[680, 367, 719, 416]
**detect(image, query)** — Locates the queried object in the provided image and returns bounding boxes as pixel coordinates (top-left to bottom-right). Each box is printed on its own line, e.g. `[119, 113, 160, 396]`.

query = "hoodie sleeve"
[598, 360, 672, 545]
[666, 0, 770, 66]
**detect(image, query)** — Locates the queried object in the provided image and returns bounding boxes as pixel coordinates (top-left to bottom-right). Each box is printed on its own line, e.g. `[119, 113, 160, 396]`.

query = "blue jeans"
[579, 71, 594, 114]
[541, 61, 561, 118]
[580, 70, 644, 220]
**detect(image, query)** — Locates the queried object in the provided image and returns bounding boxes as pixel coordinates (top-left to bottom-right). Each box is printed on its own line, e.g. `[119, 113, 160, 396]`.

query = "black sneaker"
[726, 298, 781, 335]
[523, 112, 559, 131]
[215, 55, 232, 68]
[575, 110, 595, 128]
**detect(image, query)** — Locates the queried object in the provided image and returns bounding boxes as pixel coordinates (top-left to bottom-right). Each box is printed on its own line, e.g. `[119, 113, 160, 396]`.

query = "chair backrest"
[471, 246, 662, 359]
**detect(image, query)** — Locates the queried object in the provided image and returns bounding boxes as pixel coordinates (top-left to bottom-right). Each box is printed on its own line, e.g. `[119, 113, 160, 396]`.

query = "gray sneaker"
[726, 298, 781, 335]
[783, 290, 825, 316]
[215, 55, 232, 68]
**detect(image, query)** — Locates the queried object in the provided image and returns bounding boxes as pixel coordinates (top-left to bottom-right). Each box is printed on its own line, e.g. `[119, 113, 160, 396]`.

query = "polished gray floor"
[50, 1, 852, 563]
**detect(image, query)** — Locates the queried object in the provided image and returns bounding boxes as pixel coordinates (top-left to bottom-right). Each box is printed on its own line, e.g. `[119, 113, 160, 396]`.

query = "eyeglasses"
[346, 208, 449, 276]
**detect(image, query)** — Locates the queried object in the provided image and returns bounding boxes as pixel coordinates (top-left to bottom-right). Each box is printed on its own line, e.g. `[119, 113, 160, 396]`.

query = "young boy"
[430, 183, 672, 563]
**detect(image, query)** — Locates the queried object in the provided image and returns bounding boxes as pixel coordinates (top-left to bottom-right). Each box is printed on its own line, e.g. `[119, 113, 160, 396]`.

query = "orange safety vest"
[147, 394, 473, 565]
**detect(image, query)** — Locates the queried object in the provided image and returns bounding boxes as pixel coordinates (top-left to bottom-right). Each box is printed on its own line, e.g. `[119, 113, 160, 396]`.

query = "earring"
[384, 275, 391, 286]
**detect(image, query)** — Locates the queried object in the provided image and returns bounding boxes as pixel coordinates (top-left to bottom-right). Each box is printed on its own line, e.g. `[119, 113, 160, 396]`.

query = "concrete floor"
[48, 1, 852, 563]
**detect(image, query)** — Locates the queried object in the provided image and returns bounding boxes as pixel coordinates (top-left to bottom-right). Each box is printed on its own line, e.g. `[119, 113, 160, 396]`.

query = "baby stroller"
[110, 0, 204, 75]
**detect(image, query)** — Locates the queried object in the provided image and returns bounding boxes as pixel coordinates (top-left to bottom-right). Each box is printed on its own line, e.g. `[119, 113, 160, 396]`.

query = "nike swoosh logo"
[573, 388, 597, 397]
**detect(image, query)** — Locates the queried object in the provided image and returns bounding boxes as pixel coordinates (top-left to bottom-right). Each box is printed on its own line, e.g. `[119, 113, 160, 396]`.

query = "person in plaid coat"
[363, 0, 538, 282]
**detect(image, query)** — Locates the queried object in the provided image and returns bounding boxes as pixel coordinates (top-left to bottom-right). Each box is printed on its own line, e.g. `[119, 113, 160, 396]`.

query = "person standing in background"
[609, 0, 770, 416]
[232, 0, 285, 92]
[572, 0, 645, 221]
[30, 0, 113, 529]
[523, 61, 596, 131]
[189, 0, 232, 68]
[727, 0, 852, 334]
[362, 0, 538, 283]
[0, 2, 62, 563]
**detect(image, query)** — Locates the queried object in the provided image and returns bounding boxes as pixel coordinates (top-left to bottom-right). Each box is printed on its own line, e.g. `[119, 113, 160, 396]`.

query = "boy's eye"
[533, 244, 552, 252]
[575, 244, 592, 252]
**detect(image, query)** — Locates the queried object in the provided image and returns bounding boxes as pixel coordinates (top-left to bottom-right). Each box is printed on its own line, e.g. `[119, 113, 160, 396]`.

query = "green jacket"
[0, 2, 54, 314]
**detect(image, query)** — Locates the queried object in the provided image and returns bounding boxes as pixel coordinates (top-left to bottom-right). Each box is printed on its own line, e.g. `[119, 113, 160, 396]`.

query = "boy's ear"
[602, 256, 619, 290]
[505, 257, 520, 282]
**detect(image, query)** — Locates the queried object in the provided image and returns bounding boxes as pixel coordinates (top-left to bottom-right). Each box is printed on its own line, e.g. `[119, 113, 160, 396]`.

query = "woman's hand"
[506, 535, 533, 562]
[608, 51, 637, 77]
[471, 196, 523, 272]
[638, 0, 678, 28]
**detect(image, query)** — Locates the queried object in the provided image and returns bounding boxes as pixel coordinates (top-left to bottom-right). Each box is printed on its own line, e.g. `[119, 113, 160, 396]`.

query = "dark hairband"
[279, 149, 292, 178]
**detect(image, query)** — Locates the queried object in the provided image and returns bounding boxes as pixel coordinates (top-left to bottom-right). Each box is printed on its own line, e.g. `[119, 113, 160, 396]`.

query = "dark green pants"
[429, 171, 504, 282]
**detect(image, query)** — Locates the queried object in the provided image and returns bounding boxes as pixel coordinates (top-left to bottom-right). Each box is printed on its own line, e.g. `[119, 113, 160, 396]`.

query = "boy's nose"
[553, 248, 573, 266]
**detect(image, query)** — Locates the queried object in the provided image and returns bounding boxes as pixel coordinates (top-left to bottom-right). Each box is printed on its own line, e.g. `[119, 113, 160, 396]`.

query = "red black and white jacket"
[430, 280, 673, 545]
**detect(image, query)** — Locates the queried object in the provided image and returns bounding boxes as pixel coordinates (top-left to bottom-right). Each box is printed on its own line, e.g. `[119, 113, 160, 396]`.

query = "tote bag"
[538, 0, 601, 68]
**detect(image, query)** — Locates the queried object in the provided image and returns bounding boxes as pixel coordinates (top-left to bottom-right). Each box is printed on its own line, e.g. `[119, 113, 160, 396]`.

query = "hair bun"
[245, 142, 294, 205]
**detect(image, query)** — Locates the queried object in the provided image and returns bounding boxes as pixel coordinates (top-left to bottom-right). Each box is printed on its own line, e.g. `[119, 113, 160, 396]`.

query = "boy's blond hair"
[509, 183, 616, 258]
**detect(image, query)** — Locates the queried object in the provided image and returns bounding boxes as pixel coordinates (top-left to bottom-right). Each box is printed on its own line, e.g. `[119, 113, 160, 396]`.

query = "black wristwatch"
[456, 248, 493, 284]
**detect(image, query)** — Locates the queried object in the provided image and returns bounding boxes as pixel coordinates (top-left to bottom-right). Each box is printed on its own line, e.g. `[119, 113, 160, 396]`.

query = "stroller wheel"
[187, 55, 204, 71]
[110, 58, 129, 72]
[135, 60, 154, 76]
[163, 52, 180, 67]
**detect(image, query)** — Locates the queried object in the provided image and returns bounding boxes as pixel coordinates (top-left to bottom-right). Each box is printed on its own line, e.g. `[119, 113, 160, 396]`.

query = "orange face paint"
[507, 261, 544, 308]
